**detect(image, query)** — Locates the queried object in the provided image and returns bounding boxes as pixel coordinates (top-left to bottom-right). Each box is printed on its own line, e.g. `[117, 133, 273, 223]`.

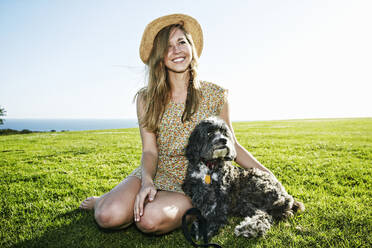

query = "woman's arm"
[219, 98, 275, 177]
[134, 94, 159, 222]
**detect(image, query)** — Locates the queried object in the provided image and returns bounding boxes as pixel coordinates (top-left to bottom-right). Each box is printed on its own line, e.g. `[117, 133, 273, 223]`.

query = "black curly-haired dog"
[182, 117, 304, 239]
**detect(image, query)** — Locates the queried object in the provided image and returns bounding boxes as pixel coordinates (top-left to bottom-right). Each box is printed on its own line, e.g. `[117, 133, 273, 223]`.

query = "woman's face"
[164, 27, 193, 73]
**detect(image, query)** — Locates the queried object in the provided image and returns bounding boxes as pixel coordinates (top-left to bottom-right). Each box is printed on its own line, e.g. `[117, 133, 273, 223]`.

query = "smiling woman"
[80, 13, 275, 238]
[164, 28, 193, 74]
[137, 20, 202, 132]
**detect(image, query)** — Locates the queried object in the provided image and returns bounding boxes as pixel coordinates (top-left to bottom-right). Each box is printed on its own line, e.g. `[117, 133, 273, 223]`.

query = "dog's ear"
[185, 122, 207, 164]
[185, 128, 202, 164]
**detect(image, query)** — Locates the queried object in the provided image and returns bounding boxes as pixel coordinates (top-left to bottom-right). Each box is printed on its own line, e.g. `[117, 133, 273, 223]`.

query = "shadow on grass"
[12, 209, 157, 248]
[11, 209, 200, 248]
[12, 209, 262, 248]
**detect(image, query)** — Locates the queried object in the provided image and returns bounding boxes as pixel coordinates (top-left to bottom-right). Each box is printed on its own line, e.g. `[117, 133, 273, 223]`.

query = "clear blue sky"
[1, 0, 371, 120]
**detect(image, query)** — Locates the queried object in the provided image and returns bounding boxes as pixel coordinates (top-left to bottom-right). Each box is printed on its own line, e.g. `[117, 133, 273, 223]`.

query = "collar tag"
[205, 174, 211, 184]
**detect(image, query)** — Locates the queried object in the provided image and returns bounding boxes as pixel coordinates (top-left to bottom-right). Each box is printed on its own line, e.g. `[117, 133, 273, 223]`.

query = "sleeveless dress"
[129, 81, 227, 193]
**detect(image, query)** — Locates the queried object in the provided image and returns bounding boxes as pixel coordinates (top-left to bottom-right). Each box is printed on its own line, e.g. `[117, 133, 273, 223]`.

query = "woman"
[80, 13, 275, 235]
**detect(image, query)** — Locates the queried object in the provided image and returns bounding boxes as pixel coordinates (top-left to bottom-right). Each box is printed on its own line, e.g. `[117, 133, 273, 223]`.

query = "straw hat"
[139, 13, 203, 64]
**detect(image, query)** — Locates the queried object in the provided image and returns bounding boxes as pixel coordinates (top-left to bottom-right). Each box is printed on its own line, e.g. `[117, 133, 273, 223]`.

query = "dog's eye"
[207, 130, 216, 138]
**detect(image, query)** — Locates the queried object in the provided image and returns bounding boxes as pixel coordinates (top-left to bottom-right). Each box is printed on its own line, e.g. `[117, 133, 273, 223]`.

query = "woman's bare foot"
[79, 196, 99, 210]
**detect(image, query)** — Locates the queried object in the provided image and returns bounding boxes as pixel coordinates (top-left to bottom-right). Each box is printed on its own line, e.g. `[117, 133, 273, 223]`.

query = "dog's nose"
[216, 138, 227, 145]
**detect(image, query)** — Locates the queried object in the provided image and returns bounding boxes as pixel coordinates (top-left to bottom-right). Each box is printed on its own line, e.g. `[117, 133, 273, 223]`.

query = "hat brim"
[139, 14, 203, 64]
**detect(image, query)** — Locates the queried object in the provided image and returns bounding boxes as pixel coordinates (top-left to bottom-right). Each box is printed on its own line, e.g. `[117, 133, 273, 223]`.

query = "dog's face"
[186, 117, 237, 163]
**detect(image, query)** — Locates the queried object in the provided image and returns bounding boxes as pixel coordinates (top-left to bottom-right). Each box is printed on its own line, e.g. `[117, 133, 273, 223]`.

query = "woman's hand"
[134, 180, 157, 222]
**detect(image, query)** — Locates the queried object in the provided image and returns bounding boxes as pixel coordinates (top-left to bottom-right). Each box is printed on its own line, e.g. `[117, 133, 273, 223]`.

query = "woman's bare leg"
[80, 176, 141, 229]
[135, 191, 193, 234]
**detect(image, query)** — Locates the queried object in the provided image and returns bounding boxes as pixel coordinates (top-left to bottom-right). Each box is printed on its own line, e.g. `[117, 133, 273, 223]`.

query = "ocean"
[0, 118, 138, 132]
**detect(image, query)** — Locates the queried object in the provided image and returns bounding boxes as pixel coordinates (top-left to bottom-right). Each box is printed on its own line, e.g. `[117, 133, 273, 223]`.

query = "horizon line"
[2, 116, 372, 122]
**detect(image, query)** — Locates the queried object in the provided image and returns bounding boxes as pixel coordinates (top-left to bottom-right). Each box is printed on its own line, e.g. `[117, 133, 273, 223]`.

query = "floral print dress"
[129, 81, 227, 193]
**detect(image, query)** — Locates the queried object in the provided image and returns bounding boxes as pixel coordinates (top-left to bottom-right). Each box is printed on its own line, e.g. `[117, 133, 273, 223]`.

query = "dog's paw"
[283, 200, 305, 218]
[234, 210, 273, 238]
[234, 216, 259, 238]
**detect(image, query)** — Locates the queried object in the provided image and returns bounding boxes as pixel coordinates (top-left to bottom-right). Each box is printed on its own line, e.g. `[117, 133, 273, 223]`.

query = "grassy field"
[0, 118, 371, 248]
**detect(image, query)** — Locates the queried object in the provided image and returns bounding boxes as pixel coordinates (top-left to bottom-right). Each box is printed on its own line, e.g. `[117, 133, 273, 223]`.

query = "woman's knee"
[135, 215, 159, 233]
[95, 202, 132, 229]
[136, 192, 194, 234]
[95, 209, 113, 228]
[135, 204, 165, 234]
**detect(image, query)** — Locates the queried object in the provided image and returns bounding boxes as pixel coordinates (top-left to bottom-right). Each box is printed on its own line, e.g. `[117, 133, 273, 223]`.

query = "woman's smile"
[172, 57, 186, 63]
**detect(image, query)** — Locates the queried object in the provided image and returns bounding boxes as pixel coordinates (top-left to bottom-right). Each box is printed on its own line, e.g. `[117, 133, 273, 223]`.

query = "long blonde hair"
[135, 24, 201, 133]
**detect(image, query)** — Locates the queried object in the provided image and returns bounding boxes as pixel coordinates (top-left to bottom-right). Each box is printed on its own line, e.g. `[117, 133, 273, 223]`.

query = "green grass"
[1, 118, 371, 248]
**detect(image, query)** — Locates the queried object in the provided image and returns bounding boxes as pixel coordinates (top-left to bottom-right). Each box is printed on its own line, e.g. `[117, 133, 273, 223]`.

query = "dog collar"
[205, 161, 217, 169]
[204, 161, 218, 185]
